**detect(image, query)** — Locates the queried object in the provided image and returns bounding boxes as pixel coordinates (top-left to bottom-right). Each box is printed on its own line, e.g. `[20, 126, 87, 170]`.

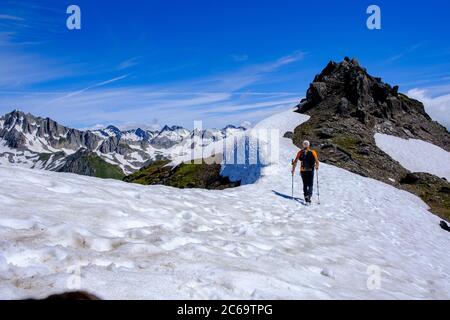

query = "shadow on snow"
[271, 190, 306, 205]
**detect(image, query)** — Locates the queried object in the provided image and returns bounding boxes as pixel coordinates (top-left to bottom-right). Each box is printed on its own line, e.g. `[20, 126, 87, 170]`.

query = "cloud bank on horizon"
[0, 0, 449, 130]
[408, 88, 450, 130]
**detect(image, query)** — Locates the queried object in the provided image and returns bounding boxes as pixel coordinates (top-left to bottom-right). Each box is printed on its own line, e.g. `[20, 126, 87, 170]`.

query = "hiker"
[292, 140, 319, 204]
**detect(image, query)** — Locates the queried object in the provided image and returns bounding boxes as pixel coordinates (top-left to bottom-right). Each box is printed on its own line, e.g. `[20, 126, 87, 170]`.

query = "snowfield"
[375, 133, 450, 181]
[0, 109, 450, 299]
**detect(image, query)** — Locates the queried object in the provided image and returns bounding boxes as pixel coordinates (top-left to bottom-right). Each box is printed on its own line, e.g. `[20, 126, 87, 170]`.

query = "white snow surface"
[375, 133, 450, 181]
[0, 109, 449, 300]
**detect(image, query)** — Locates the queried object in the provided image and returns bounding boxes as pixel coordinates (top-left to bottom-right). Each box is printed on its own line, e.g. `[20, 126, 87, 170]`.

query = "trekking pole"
[316, 170, 320, 205]
[291, 159, 294, 200]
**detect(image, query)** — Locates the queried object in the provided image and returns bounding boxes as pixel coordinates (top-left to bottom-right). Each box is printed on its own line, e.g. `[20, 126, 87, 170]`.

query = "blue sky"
[0, 0, 449, 129]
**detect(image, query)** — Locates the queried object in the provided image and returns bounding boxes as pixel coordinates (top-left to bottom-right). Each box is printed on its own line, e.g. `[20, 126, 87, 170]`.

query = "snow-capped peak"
[104, 125, 122, 137]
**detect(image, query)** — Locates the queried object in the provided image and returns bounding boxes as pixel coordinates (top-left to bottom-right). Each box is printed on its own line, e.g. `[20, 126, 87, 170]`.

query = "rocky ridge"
[293, 57, 450, 219]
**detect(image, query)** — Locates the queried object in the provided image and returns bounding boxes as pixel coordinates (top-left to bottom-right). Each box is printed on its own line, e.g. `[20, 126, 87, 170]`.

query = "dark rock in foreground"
[25, 291, 100, 300]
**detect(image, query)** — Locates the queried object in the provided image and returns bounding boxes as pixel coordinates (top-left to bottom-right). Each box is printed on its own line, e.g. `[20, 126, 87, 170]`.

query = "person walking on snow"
[292, 140, 320, 204]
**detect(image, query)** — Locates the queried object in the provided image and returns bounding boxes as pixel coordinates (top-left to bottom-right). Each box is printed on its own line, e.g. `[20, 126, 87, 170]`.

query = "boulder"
[306, 82, 327, 103]
[337, 97, 349, 115]
[400, 173, 420, 184]
[283, 131, 294, 139]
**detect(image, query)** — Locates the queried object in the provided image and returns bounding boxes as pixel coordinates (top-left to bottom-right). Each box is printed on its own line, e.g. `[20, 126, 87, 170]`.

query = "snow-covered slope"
[375, 133, 450, 181]
[1, 109, 450, 300]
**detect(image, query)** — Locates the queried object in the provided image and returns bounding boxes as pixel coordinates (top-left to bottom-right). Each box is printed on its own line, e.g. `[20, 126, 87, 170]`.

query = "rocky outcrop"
[298, 58, 449, 150]
[123, 159, 240, 190]
[98, 136, 120, 153]
[293, 58, 450, 219]
[0, 110, 102, 151]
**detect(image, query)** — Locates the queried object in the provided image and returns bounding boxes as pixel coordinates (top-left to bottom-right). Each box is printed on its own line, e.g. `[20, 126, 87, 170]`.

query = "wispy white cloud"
[118, 57, 140, 70]
[0, 19, 79, 88]
[385, 43, 424, 63]
[0, 51, 305, 129]
[263, 51, 306, 70]
[0, 2, 306, 129]
[78, 123, 107, 131]
[413, 83, 450, 97]
[189, 51, 306, 92]
[201, 97, 299, 114]
[0, 14, 24, 21]
[0, 88, 300, 129]
[79, 119, 162, 132]
[47, 74, 130, 104]
[118, 119, 161, 131]
[0, 50, 75, 88]
[240, 120, 252, 128]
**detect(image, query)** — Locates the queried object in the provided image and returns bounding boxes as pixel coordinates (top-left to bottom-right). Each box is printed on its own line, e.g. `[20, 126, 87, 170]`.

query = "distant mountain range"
[0, 110, 246, 178]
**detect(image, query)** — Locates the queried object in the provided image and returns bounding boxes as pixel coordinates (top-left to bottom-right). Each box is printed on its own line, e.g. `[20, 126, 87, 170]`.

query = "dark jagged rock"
[307, 82, 328, 103]
[98, 136, 120, 153]
[440, 221, 450, 232]
[0, 110, 103, 152]
[337, 97, 349, 116]
[400, 173, 420, 184]
[293, 58, 450, 219]
[440, 186, 450, 194]
[297, 58, 449, 149]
